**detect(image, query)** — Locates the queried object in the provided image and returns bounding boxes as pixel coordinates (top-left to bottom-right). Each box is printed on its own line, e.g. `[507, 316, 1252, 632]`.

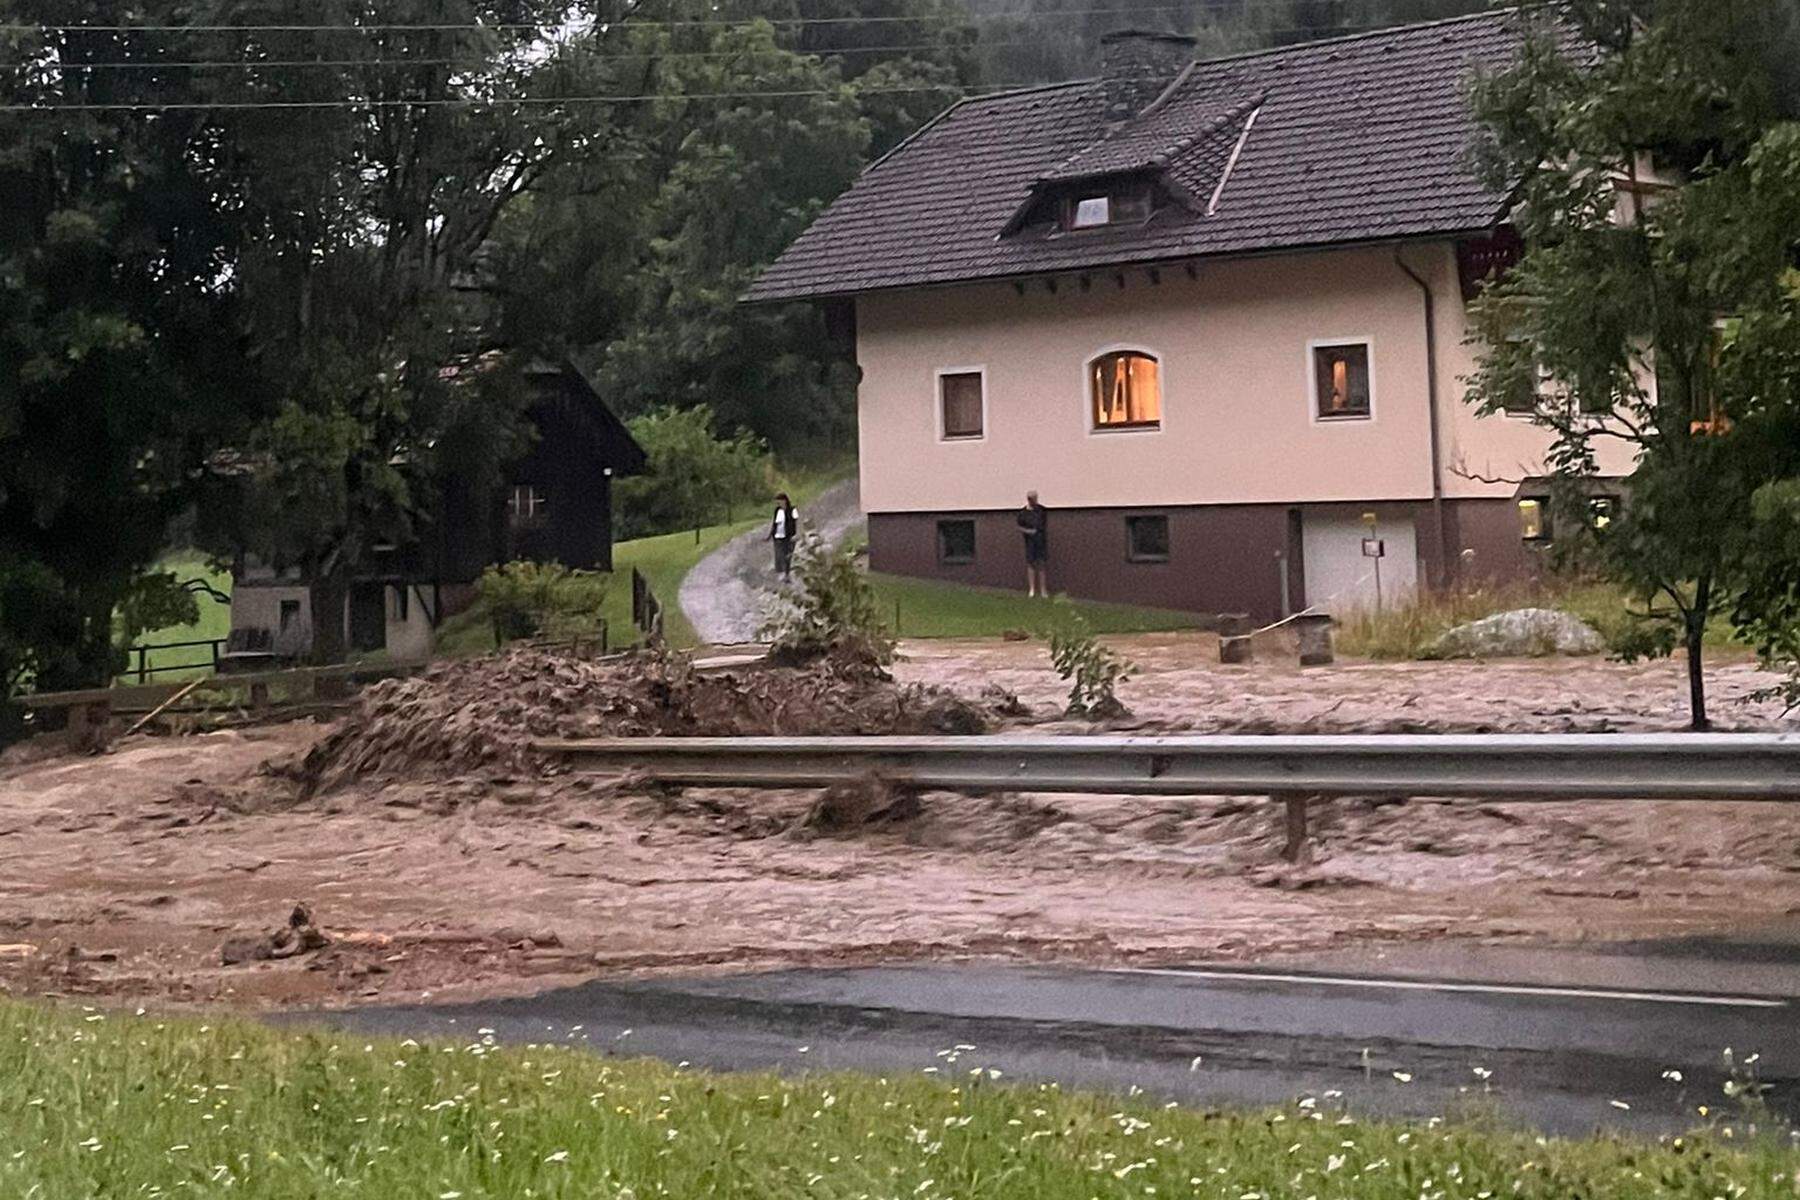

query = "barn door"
[349, 582, 388, 653]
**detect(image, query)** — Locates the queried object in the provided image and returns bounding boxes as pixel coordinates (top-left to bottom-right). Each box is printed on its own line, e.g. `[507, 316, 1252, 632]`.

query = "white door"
[1301, 512, 1417, 614]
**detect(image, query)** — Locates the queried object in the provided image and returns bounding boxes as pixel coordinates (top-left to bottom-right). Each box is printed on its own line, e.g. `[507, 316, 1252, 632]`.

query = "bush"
[476, 561, 609, 646]
[758, 533, 895, 670]
[613, 405, 771, 540]
[1045, 597, 1135, 719]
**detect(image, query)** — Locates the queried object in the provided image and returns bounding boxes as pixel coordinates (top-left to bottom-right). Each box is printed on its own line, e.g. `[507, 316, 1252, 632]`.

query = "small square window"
[1126, 514, 1170, 562]
[389, 585, 409, 623]
[1313, 342, 1372, 419]
[278, 599, 300, 633]
[1518, 497, 1551, 542]
[937, 519, 976, 565]
[1072, 196, 1111, 228]
[940, 371, 983, 439]
[1588, 496, 1619, 530]
[507, 484, 548, 525]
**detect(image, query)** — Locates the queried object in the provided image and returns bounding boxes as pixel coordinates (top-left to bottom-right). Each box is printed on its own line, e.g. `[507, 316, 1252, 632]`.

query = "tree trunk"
[1685, 575, 1712, 731]
[308, 570, 349, 667]
[1685, 624, 1709, 731]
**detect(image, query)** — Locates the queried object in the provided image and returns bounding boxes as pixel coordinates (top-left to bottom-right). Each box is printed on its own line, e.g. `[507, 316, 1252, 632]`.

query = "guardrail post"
[136, 645, 149, 685]
[250, 682, 270, 715]
[1277, 792, 1312, 863]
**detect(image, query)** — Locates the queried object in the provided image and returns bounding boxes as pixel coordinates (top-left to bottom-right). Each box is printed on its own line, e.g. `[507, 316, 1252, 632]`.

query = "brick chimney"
[1100, 29, 1197, 121]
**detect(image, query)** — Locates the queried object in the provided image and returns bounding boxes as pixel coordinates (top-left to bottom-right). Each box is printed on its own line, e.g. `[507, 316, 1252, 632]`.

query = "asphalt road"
[300, 933, 1800, 1137]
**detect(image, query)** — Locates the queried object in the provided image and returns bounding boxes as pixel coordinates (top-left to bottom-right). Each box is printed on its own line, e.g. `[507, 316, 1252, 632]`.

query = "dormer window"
[1073, 196, 1111, 228]
[1058, 183, 1154, 233]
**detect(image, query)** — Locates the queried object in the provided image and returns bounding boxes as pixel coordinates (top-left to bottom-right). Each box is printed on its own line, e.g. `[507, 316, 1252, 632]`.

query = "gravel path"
[679, 478, 865, 645]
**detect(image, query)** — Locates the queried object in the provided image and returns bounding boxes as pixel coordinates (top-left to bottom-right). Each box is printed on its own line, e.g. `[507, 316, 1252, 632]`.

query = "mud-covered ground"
[2, 634, 1797, 1012]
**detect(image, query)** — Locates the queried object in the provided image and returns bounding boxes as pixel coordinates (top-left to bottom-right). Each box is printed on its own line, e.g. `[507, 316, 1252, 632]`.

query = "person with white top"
[768, 492, 799, 579]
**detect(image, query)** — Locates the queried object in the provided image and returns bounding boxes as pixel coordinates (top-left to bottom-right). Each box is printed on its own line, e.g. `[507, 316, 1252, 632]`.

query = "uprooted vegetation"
[288, 646, 994, 796]
[759, 533, 896, 670]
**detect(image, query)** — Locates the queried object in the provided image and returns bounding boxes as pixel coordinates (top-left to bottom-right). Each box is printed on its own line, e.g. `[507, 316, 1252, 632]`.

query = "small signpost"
[1361, 512, 1385, 611]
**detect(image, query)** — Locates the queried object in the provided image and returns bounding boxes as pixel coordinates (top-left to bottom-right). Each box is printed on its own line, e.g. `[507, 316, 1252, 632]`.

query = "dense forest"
[0, 0, 1525, 692]
[968, 0, 1490, 84]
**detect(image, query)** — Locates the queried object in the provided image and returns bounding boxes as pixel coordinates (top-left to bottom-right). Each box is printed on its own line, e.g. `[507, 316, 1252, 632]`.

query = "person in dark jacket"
[1017, 491, 1048, 597]
[768, 492, 799, 579]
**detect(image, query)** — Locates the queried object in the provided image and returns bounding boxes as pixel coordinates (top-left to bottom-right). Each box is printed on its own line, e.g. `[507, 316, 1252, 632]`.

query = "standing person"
[1017, 490, 1049, 597]
[768, 491, 799, 579]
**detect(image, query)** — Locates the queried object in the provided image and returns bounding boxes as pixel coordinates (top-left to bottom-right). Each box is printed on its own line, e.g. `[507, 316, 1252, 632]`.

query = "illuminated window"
[1518, 497, 1550, 542]
[937, 519, 976, 564]
[939, 371, 984, 439]
[507, 484, 548, 525]
[1589, 496, 1618, 529]
[1090, 351, 1161, 430]
[1313, 342, 1372, 419]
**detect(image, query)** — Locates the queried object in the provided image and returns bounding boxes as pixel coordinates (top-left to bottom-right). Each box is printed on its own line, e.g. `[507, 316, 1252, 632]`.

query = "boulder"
[1429, 608, 1605, 659]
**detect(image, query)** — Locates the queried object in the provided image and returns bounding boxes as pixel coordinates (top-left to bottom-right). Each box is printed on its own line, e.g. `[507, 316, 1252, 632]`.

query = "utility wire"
[0, 3, 1536, 34]
[7, 39, 1037, 71]
[0, 82, 1027, 111]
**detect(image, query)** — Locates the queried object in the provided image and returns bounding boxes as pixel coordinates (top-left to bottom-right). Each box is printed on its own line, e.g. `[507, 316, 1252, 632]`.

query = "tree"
[186, 0, 609, 663]
[490, 11, 871, 451]
[0, 1, 256, 716]
[612, 406, 772, 540]
[1465, 0, 1800, 729]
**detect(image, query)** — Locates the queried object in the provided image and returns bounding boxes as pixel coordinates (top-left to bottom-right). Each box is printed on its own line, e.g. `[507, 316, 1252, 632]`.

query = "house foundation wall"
[868, 497, 1550, 624]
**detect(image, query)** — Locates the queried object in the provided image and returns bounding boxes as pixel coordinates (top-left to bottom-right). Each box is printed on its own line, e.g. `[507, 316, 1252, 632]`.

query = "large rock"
[1429, 608, 1606, 659]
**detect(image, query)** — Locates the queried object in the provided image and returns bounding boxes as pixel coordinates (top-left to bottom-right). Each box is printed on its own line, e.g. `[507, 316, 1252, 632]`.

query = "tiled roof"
[747, 9, 1541, 303]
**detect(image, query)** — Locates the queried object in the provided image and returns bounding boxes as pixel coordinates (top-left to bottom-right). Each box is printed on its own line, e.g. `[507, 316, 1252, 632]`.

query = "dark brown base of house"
[868, 499, 1546, 623]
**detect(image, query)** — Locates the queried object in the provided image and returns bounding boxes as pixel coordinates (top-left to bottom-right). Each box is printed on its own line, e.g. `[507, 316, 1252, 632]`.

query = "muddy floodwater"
[2, 633, 1796, 1011]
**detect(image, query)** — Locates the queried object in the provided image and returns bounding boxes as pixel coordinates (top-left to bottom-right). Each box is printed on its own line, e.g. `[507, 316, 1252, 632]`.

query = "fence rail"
[121, 637, 228, 684]
[535, 733, 1800, 859]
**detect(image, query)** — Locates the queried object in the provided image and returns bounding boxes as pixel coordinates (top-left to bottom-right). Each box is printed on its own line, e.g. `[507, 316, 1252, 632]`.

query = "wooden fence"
[630, 568, 663, 637]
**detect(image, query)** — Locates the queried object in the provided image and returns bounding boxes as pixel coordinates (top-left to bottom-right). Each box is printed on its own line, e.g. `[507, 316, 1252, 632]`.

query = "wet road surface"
[294, 932, 1800, 1137]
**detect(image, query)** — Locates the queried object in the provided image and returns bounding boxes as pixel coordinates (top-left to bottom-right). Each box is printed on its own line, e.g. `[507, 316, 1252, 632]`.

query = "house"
[226, 361, 647, 661]
[747, 11, 1636, 621]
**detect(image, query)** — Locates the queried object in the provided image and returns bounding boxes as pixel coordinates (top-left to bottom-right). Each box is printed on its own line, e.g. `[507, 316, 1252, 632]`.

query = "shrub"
[758, 533, 895, 670]
[612, 405, 771, 540]
[1044, 597, 1135, 719]
[476, 560, 609, 646]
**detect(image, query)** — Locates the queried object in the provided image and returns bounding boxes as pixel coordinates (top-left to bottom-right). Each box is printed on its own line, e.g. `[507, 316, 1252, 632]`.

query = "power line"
[0, 81, 1021, 112]
[5, 39, 1026, 72]
[0, 2, 1496, 35]
[9, 24, 1403, 72]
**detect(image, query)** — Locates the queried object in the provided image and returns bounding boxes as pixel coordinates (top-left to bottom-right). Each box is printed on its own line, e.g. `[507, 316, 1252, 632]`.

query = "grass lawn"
[436, 459, 851, 656]
[117, 551, 235, 684]
[2, 999, 1794, 1199]
[872, 572, 1203, 640]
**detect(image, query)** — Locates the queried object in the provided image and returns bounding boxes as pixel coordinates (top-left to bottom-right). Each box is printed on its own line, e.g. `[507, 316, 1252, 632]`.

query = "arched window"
[1089, 351, 1162, 430]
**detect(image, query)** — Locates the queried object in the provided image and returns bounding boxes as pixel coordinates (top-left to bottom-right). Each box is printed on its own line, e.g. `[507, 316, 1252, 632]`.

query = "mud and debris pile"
[292, 648, 994, 794]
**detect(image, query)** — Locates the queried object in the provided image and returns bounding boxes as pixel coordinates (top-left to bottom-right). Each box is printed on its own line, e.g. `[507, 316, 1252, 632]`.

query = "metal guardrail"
[535, 733, 1800, 860]
[534, 734, 1800, 800]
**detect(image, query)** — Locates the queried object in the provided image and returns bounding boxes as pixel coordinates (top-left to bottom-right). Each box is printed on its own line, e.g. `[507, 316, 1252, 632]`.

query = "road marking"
[1113, 967, 1790, 1009]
